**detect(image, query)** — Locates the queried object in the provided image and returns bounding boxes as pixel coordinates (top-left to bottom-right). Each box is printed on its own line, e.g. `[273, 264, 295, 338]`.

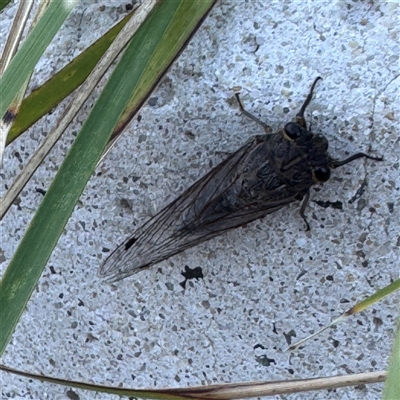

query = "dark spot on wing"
[125, 237, 137, 250]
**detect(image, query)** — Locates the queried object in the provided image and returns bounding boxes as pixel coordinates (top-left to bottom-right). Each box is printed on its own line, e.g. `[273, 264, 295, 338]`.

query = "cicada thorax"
[265, 122, 332, 194]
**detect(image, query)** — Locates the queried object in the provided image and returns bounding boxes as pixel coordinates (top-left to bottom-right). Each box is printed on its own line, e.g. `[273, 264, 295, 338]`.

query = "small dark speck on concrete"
[314, 200, 343, 210]
[283, 329, 296, 345]
[66, 389, 80, 400]
[387, 202, 394, 213]
[254, 343, 267, 350]
[131, 175, 140, 182]
[35, 187, 47, 196]
[255, 355, 276, 367]
[78, 221, 86, 230]
[120, 198, 132, 211]
[102, 247, 110, 253]
[78, 299, 85, 307]
[272, 322, 278, 334]
[349, 181, 367, 204]
[138, 134, 147, 143]
[14, 152, 22, 162]
[332, 339, 340, 348]
[296, 269, 308, 280]
[148, 97, 158, 106]
[326, 275, 334, 281]
[13, 197, 22, 210]
[356, 198, 367, 212]
[86, 334, 98, 343]
[185, 131, 196, 139]
[49, 266, 56, 274]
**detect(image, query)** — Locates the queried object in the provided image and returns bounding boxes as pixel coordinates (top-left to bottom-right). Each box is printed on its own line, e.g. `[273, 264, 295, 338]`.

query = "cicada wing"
[99, 137, 298, 282]
[99, 141, 255, 281]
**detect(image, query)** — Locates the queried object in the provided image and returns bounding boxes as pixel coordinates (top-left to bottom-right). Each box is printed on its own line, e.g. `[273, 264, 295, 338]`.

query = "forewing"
[99, 140, 256, 281]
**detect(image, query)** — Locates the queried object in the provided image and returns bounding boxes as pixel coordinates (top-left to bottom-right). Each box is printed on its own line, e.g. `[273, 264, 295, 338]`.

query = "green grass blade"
[383, 315, 400, 400]
[343, 278, 400, 316]
[288, 279, 400, 351]
[0, 0, 12, 14]
[0, 0, 216, 356]
[110, 0, 218, 142]
[6, 11, 135, 144]
[0, 0, 77, 117]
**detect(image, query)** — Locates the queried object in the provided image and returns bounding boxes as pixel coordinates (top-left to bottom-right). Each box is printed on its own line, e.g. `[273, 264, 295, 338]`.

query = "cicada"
[100, 77, 382, 282]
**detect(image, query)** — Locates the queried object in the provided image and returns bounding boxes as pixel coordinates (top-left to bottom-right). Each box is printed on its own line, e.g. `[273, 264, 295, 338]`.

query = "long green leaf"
[0, 0, 12, 14]
[0, 0, 77, 117]
[0, 0, 216, 356]
[110, 0, 217, 142]
[6, 11, 135, 144]
[383, 315, 400, 400]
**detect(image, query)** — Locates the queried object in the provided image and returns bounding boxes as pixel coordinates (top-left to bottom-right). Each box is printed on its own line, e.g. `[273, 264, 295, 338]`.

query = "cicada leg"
[299, 190, 311, 231]
[235, 93, 272, 133]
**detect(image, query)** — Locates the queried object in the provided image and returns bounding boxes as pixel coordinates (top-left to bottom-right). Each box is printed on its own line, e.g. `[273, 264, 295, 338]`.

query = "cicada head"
[272, 122, 333, 187]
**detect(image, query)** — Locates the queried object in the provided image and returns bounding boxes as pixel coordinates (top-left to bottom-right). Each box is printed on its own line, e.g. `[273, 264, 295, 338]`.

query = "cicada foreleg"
[235, 92, 272, 133]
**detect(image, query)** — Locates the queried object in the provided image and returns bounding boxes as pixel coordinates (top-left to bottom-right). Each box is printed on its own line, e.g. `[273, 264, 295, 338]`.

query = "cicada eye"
[313, 167, 331, 182]
[284, 123, 302, 140]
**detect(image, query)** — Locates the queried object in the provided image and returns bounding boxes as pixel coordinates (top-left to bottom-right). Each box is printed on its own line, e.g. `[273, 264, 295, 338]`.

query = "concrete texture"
[1, 1, 399, 399]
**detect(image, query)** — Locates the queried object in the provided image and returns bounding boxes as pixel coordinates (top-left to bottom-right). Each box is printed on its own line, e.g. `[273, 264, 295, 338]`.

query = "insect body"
[100, 77, 382, 282]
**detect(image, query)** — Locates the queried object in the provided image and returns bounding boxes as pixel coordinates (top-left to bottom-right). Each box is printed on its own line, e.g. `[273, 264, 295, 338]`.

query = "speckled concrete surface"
[1, 1, 399, 399]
